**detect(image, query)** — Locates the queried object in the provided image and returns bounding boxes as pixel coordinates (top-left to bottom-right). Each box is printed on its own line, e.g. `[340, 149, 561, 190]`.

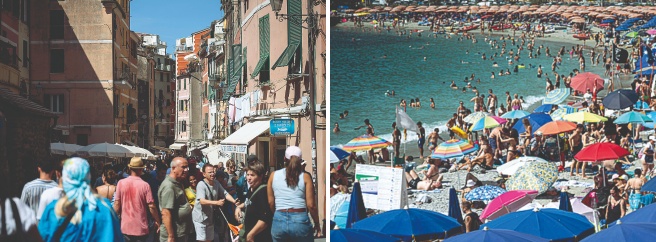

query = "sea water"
[330, 27, 606, 147]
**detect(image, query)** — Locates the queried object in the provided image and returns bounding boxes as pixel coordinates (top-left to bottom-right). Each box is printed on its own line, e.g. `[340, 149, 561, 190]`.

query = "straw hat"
[128, 157, 146, 169]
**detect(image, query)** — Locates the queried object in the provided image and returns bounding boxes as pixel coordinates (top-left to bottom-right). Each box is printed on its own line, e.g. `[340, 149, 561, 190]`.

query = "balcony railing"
[156, 64, 171, 71]
[176, 46, 193, 52]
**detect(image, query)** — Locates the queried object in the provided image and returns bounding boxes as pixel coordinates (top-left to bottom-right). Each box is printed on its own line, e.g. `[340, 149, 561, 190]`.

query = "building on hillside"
[219, 0, 327, 224]
[29, 0, 139, 146]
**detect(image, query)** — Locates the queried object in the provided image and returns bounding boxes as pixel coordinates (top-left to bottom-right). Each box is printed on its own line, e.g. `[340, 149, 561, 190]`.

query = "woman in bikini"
[519, 118, 532, 153]
[500, 129, 520, 163]
[96, 169, 117, 200]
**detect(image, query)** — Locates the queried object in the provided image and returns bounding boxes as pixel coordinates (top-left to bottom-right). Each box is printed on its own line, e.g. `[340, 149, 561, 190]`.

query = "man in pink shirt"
[114, 157, 161, 242]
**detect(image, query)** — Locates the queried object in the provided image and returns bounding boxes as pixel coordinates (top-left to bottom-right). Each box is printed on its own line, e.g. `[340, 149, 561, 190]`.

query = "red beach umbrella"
[570, 72, 605, 93]
[574, 143, 630, 162]
[536, 121, 577, 135]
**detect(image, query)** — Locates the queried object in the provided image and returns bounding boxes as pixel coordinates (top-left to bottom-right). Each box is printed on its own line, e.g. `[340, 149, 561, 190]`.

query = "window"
[183, 79, 186, 90]
[21, 0, 30, 23]
[50, 10, 64, 39]
[177, 79, 180, 90]
[160, 72, 163, 82]
[272, 0, 301, 73]
[50, 49, 64, 73]
[167, 85, 171, 93]
[12, 0, 19, 18]
[179, 100, 183, 111]
[251, 15, 270, 82]
[22, 40, 28, 68]
[44, 94, 64, 113]
[76, 134, 88, 146]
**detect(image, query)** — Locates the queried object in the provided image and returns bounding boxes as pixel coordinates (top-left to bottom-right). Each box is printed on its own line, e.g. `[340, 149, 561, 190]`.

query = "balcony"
[176, 46, 193, 52]
[156, 64, 171, 71]
[114, 70, 136, 89]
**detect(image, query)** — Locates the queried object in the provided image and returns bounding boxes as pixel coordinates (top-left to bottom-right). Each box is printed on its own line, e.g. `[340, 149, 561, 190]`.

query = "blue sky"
[131, 0, 224, 55]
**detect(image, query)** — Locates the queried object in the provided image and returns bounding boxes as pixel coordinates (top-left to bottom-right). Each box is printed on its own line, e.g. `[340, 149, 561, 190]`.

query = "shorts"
[646, 156, 654, 164]
[572, 143, 583, 155]
[409, 178, 420, 189]
[489, 137, 497, 150]
[418, 138, 426, 148]
[449, 130, 455, 137]
[193, 222, 218, 241]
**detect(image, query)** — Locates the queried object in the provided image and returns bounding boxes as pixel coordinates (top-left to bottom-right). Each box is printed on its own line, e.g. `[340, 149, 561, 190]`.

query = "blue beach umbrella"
[482, 208, 595, 241]
[559, 191, 573, 212]
[465, 185, 507, 201]
[635, 100, 650, 110]
[346, 182, 367, 228]
[353, 208, 463, 241]
[612, 199, 656, 225]
[581, 221, 656, 242]
[330, 146, 350, 163]
[543, 88, 570, 105]
[645, 111, 656, 129]
[331, 229, 401, 242]
[448, 188, 464, 225]
[602, 89, 639, 110]
[444, 227, 549, 242]
[642, 175, 656, 193]
[334, 201, 350, 229]
[513, 113, 553, 135]
[533, 104, 556, 113]
[614, 111, 653, 124]
[501, 110, 530, 119]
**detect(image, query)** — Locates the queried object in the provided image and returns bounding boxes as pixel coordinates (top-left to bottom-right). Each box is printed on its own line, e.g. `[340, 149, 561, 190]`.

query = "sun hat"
[466, 179, 476, 188]
[128, 157, 146, 169]
[611, 174, 620, 180]
[285, 146, 302, 159]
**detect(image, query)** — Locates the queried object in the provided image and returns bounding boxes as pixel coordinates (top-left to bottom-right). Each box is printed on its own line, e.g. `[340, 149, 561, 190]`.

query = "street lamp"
[269, 0, 324, 199]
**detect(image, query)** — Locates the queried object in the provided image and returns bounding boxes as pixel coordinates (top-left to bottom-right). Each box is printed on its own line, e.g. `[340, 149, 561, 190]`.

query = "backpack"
[235, 174, 248, 202]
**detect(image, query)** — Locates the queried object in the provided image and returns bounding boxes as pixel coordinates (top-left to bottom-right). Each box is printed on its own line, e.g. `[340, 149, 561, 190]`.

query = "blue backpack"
[235, 173, 248, 202]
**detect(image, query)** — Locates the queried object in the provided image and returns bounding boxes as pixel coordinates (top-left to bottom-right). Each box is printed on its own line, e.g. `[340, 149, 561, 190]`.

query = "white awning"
[169, 143, 187, 150]
[201, 145, 221, 155]
[206, 149, 231, 166]
[220, 121, 270, 153]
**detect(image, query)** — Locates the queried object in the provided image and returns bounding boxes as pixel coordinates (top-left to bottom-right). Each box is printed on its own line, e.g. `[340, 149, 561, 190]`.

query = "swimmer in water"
[492, 62, 499, 67]
[424, 57, 427, 61]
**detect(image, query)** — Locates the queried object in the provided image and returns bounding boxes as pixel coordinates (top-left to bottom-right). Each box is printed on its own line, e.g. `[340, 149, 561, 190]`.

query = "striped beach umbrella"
[431, 139, 479, 159]
[550, 106, 579, 120]
[470, 116, 507, 131]
[342, 135, 392, 152]
[501, 110, 530, 119]
[464, 111, 490, 124]
[543, 88, 571, 105]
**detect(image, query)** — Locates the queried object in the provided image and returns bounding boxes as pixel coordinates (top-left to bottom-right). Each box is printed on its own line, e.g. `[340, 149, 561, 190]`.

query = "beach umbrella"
[448, 188, 464, 225]
[482, 208, 595, 241]
[533, 104, 556, 113]
[614, 111, 653, 124]
[562, 111, 608, 123]
[352, 208, 463, 241]
[431, 139, 479, 159]
[76, 142, 135, 157]
[570, 72, 604, 93]
[334, 200, 350, 229]
[550, 106, 580, 120]
[546, 197, 598, 224]
[330, 146, 350, 163]
[634, 100, 650, 110]
[646, 111, 656, 129]
[496, 156, 549, 176]
[506, 162, 558, 194]
[581, 221, 656, 242]
[330, 193, 349, 222]
[574, 143, 630, 162]
[346, 182, 367, 228]
[50, 143, 82, 156]
[331, 229, 401, 242]
[559, 191, 573, 212]
[626, 31, 640, 38]
[342, 135, 392, 152]
[612, 202, 656, 224]
[500, 110, 530, 119]
[640, 177, 656, 192]
[469, 116, 507, 131]
[465, 185, 507, 201]
[480, 190, 539, 221]
[536, 120, 577, 135]
[512, 113, 552, 134]
[116, 144, 155, 158]
[602, 89, 639, 110]
[444, 227, 549, 242]
[543, 88, 571, 105]
[463, 111, 490, 124]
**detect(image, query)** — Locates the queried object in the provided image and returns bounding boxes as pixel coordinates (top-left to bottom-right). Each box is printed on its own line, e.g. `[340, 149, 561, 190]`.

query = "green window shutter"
[253, 15, 270, 77]
[273, 0, 301, 69]
[242, 47, 247, 65]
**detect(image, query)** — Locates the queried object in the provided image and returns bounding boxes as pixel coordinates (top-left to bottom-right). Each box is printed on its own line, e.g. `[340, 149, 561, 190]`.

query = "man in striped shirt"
[20, 158, 58, 216]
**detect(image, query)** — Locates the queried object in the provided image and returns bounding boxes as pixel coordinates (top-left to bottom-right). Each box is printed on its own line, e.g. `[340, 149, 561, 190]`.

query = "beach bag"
[629, 192, 642, 210]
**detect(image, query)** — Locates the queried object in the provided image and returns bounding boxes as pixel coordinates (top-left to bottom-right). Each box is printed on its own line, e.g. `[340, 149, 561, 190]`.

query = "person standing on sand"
[569, 124, 584, 177]
[417, 122, 426, 159]
[392, 122, 402, 160]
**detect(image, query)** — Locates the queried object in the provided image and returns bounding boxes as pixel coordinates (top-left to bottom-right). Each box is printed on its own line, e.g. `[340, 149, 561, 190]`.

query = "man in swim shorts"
[427, 128, 445, 152]
[417, 122, 426, 158]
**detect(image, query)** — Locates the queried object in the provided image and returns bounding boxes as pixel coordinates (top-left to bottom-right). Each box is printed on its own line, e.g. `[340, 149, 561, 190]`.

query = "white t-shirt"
[1, 197, 37, 236]
[36, 187, 64, 220]
[583, 93, 593, 102]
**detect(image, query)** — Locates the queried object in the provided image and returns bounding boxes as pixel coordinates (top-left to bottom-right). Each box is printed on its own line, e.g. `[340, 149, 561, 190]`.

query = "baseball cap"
[285, 146, 302, 159]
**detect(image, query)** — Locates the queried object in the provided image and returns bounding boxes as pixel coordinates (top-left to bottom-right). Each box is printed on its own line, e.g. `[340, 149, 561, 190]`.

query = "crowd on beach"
[330, 6, 656, 236]
[2, 146, 322, 242]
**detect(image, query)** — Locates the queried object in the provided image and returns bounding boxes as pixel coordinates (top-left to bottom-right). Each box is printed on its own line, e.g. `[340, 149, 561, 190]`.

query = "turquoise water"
[330, 27, 606, 146]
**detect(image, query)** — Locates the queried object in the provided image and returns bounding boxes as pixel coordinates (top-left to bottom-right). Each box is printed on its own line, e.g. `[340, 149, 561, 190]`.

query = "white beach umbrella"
[116, 144, 155, 158]
[76, 142, 135, 158]
[50, 143, 82, 156]
[496, 156, 549, 176]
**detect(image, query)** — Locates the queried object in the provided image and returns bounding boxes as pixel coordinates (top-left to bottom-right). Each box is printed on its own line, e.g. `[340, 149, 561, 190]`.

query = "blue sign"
[270, 119, 295, 136]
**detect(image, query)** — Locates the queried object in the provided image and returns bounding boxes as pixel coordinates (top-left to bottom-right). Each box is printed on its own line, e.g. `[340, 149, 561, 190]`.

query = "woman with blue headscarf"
[38, 158, 123, 242]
